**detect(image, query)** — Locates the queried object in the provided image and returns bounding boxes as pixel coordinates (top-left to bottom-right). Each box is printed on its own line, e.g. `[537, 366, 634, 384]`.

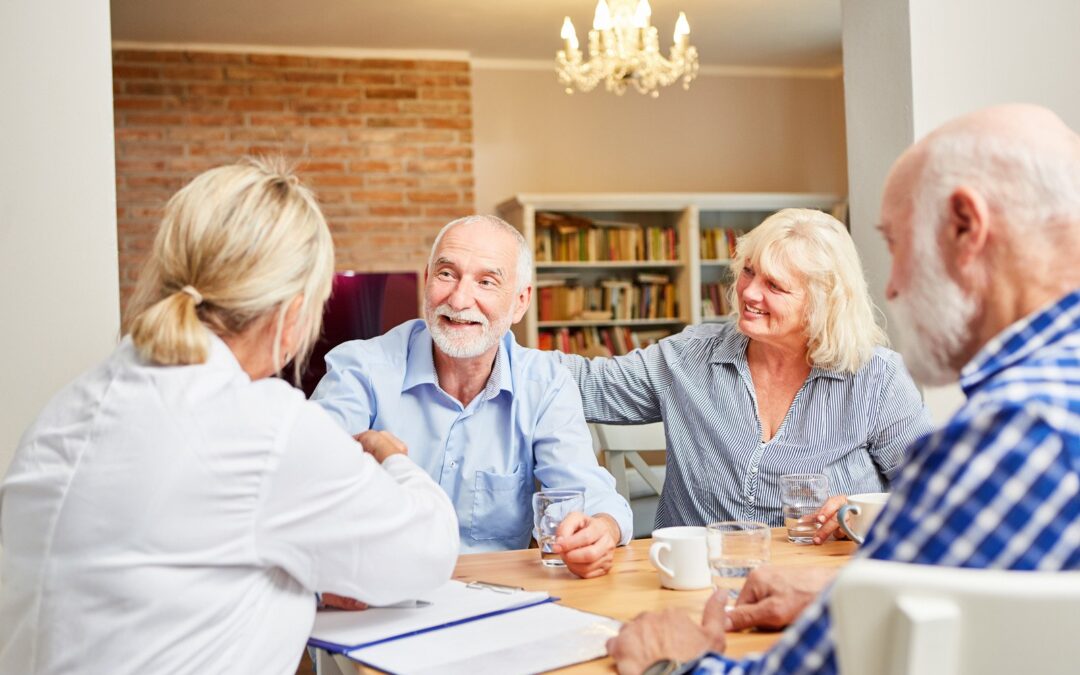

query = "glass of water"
[705, 521, 770, 603]
[532, 488, 585, 567]
[780, 473, 830, 544]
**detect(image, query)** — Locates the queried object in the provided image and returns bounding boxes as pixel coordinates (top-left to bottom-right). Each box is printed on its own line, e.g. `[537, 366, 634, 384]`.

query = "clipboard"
[308, 580, 555, 654]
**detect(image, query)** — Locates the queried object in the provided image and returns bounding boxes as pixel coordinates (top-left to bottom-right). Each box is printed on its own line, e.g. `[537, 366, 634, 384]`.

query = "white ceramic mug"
[648, 526, 711, 590]
[837, 492, 890, 544]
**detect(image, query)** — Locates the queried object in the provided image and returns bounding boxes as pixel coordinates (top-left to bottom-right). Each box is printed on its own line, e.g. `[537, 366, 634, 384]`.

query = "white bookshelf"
[497, 193, 842, 351]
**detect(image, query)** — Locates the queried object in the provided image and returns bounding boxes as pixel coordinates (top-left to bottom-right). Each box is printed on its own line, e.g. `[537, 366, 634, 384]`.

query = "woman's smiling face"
[735, 262, 809, 350]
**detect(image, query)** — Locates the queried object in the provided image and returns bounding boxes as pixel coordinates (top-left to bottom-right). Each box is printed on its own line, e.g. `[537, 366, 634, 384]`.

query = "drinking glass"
[780, 473, 830, 544]
[705, 521, 771, 604]
[532, 489, 585, 567]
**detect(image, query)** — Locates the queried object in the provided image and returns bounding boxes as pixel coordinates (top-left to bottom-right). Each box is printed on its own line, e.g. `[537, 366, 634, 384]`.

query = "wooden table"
[334, 528, 854, 674]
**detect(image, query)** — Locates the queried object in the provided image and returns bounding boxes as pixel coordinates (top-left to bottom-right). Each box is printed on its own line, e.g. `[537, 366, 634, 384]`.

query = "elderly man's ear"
[944, 186, 991, 270]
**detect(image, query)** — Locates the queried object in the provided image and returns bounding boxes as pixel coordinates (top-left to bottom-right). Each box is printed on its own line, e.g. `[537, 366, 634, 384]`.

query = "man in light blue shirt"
[312, 215, 631, 577]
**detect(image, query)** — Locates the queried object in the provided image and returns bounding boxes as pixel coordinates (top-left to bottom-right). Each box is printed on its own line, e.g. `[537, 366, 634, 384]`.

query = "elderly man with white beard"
[311, 215, 631, 580]
[605, 103, 1080, 675]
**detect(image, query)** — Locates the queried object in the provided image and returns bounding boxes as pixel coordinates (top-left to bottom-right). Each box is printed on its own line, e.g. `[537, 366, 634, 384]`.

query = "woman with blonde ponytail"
[555, 209, 932, 542]
[0, 160, 459, 675]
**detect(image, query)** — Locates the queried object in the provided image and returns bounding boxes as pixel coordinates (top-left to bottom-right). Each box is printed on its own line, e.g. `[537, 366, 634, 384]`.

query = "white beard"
[425, 303, 511, 359]
[887, 230, 978, 386]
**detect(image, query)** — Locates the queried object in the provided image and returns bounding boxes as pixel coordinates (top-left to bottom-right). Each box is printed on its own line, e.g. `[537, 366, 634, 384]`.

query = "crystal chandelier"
[556, 0, 699, 98]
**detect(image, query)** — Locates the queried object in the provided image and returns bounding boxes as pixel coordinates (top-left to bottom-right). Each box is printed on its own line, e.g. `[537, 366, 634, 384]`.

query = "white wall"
[472, 67, 847, 215]
[0, 1, 120, 483]
[841, 0, 1080, 424]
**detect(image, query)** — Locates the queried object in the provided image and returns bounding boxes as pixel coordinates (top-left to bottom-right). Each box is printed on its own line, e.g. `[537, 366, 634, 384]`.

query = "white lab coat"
[0, 334, 459, 674]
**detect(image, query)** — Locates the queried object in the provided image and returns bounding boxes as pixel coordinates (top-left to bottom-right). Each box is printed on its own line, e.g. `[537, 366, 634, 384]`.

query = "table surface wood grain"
[346, 528, 854, 673]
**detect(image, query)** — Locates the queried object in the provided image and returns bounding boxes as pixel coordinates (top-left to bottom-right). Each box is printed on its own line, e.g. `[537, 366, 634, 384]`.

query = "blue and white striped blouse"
[555, 322, 932, 528]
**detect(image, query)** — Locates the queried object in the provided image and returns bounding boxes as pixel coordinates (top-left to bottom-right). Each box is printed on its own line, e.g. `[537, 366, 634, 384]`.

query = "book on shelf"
[533, 211, 678, 263]
[537, 274, 680, 322]
[538, 325, 674, 356]
[700, 228, 739, 261]
[701, 280, 733, 318]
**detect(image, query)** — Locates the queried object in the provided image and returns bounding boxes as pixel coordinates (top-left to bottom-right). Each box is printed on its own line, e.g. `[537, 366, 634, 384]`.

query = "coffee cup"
[837, 492, 890, 544]
[648, 526, 710, 590]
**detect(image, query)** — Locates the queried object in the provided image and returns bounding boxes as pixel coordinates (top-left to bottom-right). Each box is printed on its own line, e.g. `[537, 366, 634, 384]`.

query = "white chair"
[830, 558, 1080, 675]
[590, 422, 666, 539]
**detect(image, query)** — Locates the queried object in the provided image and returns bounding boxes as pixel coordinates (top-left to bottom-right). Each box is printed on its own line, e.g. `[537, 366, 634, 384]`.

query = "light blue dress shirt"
[311, 319, 633, 553]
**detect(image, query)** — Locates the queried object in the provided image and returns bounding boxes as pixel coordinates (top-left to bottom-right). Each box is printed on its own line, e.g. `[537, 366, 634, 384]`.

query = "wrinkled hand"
[812, 495, 850, 544]
[354, 430, 408, 464]
[724, 566, 837, 632]
[551, 512, 619, 579]
[606, 594, 727, 675]
[320, 593, 368, 611]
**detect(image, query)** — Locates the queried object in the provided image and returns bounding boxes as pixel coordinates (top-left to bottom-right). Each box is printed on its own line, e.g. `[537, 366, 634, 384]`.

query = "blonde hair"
[728, 208, 887, 373]
[126, 158, 334, 382]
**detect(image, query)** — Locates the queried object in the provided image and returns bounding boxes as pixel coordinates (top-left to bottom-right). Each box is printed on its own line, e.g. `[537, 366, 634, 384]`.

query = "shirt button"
[750, 466, 758, 474]
[748, 496, 755, 504]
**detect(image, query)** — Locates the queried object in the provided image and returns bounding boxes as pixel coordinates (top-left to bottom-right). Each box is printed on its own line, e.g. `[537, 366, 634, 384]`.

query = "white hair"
[428, 215, 533, 293]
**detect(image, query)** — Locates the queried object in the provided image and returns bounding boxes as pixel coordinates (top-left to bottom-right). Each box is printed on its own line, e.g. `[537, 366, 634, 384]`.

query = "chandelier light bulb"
[634, 0, 652, 28]
[561, 16, 580, 51]
[593, 0, 612, 30]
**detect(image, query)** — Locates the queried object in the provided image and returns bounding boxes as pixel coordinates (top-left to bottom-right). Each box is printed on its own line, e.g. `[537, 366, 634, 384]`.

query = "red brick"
[367, 117, 420, 129]
[406, 159, 458, 173]
[399, 131, 455, 144]
[284, 70, 340, 83]
[114, 50, 186, 63]
[364, 175, 419, 187]
[291, 100, 344, 113]
[366, 88, 419, 100]
[125, 82, 185, 96]
[370, 205, 423, 217]
[117, 159, 167, 172]
[305, 86, 363, 99]
[420, 88, 469, 101]
[127, 175, 187, 190]
[248, 83, 305, 97]
[187, 142, 249, 157]
[226, 98, 286, 112]
[309, 146, 367, 158]
[183, 52, 246, 64]
[308, 174, 366, 188]
[400, 101, 456, 115]
[249, 54, 311, 67]
[423, 116, 471, 130]
[348, 129, 407, 144]
[343, 72, 397, 85]
[188, 84, 247, 97]
[187, 113, 245, 126]
[423, 145, 472, 159]
[307, 115, 366, 128]
[167, 66, 225, 80]
[167, 127, 228, 142]
[349, 190, 404, 202]
[423, 205, 473, 218]
[115, 97, 166, 110]
[347, 101, 402, 114]
[224, 66, 280, 81]
[114, 65, 160, 79]
[408, 190, 458, 203]
[356, 59, 418, 70]
[250, 113, 305, 127]
[125, 112, 185, 126]
[348, 160, 398, 172]
[115, 128, 166, 142]
[287, 128, 347, 143]
[400, 74, 456, 87]
[298, 161, 346, 173]
[229, 128, 286, 142]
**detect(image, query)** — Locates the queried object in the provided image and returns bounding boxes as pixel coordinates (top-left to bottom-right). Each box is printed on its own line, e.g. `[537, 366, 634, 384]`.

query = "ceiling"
[110, 0, 842, 70]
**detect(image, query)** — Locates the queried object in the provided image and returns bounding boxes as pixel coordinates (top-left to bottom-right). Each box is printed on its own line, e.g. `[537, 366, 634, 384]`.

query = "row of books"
[700, 228, 740, 260]
[701, 280, 734, 318]
[535, 212, 679, 263]
[538, 274, 679, 322]
[538, 326, 672, 356]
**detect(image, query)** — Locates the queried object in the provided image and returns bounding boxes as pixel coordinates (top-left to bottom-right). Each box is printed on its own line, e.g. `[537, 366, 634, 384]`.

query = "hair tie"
[180, 285, 204, 306]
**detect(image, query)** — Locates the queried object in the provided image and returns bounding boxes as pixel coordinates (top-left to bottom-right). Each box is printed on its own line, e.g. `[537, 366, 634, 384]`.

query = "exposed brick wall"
[113, 48, 474, 316]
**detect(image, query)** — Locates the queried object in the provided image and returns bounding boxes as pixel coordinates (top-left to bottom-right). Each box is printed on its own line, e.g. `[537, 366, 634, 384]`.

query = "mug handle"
[837, 503, 864, 545]
[649, 541, 674, 577]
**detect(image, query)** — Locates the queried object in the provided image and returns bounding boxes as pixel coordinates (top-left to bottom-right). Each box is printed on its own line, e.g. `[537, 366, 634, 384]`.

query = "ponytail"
[129, 288, 210, 366]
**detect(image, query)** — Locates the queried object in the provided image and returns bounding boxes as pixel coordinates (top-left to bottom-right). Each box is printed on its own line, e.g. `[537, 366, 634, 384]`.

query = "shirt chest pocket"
[469, 463, 532, 542]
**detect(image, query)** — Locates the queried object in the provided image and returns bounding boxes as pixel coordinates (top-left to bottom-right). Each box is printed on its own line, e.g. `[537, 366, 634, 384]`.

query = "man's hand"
[551, 512, 620, 579]
[354, 430, 408, 464]
[812, 495, 850, 544]
[724, 566, 837, 632]
[320, 593, 368, 611]
[606, 594, 727, 675]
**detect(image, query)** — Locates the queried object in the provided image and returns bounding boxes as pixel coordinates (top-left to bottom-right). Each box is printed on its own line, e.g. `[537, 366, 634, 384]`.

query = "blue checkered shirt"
[695, 288, 1080, 674]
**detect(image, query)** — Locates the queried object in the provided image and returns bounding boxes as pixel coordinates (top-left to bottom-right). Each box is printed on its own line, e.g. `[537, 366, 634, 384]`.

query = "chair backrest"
[830, 558, 1080, 675]
[590, 422, 666, 498]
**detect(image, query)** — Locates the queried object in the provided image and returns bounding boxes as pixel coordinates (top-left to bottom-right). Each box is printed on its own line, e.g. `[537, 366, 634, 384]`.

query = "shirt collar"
[708, 323, 845, 380]
[402, 322, 515, 399]
[959, 287, 1080, 396]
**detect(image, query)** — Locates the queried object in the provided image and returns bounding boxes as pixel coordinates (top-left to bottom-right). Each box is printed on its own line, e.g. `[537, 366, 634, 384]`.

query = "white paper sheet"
[346, 602, 622, 674]
[310, 580, 550, 650]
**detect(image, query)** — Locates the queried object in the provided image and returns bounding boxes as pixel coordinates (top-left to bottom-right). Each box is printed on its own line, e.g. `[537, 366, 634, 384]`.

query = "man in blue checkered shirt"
[608, 104, 1080, 675]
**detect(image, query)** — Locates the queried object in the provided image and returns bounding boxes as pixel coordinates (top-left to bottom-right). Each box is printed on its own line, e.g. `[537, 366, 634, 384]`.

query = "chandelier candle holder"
[556, 0, 699, 97]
